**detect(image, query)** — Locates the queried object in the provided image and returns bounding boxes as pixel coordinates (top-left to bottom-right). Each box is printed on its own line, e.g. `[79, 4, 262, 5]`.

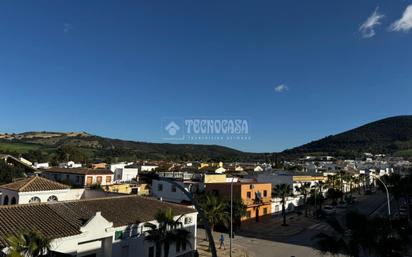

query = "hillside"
[0, 131, 261, 163]
[283, 115, 412, 158]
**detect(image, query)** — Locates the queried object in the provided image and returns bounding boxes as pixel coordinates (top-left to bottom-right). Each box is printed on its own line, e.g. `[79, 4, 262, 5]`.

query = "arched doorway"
[3, 195, 9, 205]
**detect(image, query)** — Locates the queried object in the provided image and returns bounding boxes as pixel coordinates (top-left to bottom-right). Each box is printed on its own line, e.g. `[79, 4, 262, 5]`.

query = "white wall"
[0, 188, 85, 205]
[271, 195, 303, 214]
[151, 180, 191, 203]
[114, 168, 138, 182]
[51, 212, 198, 257]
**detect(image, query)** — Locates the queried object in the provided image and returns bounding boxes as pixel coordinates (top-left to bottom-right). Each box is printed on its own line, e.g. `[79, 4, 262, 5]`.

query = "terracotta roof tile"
[42, 167, 113, 175]
[0, 176, 69, 192]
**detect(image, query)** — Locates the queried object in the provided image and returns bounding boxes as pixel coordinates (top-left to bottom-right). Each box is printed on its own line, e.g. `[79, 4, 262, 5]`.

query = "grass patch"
[0, 142, 41, 153]
[394, 149, 412, 157]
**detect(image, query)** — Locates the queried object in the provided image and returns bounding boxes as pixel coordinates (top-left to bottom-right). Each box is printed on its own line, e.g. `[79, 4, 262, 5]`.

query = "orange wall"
[204, 182, 272, 222]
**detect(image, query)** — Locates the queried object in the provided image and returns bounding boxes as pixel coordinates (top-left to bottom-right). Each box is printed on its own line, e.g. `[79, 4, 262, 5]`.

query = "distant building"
[105, 182, 150, 196]
[92, 162, 108, 169]
[114, 164, 139, 182]
[41, 167, 114, 187]
[151, 179, 200, 203]
[58, 161, 82, 168]
[33, 162, 50, 169]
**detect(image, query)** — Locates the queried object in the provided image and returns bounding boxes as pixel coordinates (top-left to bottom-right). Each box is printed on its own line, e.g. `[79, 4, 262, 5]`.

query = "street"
[198, 191, 388, 257]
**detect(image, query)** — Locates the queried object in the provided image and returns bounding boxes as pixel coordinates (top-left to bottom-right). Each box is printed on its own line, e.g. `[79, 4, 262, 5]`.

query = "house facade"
[0, 176, 84, 205]
[0, 195, 197, 257]
[204, 182, 272, 222]
[41, 168, 114, 187]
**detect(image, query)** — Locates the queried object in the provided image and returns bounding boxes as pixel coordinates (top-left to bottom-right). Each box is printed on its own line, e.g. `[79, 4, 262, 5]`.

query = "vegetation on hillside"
[283, 115, 412, 158]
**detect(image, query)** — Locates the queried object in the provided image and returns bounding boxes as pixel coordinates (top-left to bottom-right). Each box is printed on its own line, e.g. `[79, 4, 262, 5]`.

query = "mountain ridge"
[282, 115, 412, 157]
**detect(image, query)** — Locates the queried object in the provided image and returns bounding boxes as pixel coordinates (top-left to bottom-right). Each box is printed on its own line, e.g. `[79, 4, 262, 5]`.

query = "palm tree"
[226, 199, 247, 227]
[6, 230, 51, 257]
[144, 209, 191, 257]
[295, 182, 311, 217]
[313, 211, 408, 257]
[352, 176, 361, 195]
[273, 184, 292, 226]
[200, 194, 229, 231]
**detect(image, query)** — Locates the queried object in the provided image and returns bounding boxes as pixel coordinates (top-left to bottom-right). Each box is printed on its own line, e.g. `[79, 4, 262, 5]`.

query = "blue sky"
[0, 1, 411, 153]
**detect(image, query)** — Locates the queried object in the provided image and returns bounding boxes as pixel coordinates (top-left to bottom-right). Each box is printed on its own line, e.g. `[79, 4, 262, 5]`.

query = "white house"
[33, 162, 50, 169]
[114, 164, 139, 182]
[0, 176, 84, 205]
[140, 163, 158, 172]
[151, 180, 192, 203]
[41, 167, 114, 187]
[59, 161, 82, 168]
[0, 195, 197, 257]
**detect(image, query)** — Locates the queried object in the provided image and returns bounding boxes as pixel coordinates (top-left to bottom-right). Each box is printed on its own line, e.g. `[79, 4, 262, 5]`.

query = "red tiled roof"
[0, 176, 69, 192]
[42, 167, 113, 175]
[0, 195, 196, 248]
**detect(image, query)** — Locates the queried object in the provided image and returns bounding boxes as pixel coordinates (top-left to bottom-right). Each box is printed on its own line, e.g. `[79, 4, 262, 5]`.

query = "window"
[246, 210, 251, 218]
[157, 183, 163, 191]
[86, 177, 93, 186]
[263, 190, 267, 197]
[263, 207, 268, 215]
[182, 241, 187, 251]
[47, 195, 58, 202]
[246, 191, 251, 198]
[10, 197, 16, 205]
[171, 185, 177, 192]
[106, 176, 112, 183]
[3, 195, 8, 205]
[184, 217, 192, 225]
[29, 197, 41, 204]
[66, 175, 70, 180]
[97, 176, 102, 184]
[148, 246, 154, 257]
[76, 176, 80, 183]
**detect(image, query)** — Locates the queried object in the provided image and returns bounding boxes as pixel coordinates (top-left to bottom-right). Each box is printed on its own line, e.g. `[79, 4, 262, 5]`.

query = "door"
[255, 208, 259, 222]
[86, 177, 93, 186]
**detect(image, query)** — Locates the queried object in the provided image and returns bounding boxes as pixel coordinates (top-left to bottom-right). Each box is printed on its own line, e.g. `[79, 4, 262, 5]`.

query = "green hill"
[0, 131, 261, 163]
[283, 115, 412, 158]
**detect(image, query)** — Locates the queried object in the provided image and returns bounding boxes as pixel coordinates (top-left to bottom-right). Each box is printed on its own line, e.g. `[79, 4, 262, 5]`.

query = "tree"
[295, 182, 311, 217]
[225, 199, 247, 226]
[144, 209, 191, 257]
[273, 184, 292, 226]
[0, 160, 25, 184]
[199, 194, 229, 231]
[313, 211, 409, 257]
[6, 230, 51, 257]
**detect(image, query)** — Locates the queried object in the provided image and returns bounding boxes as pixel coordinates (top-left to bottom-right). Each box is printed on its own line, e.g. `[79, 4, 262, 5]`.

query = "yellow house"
[104, 183, 150, 196]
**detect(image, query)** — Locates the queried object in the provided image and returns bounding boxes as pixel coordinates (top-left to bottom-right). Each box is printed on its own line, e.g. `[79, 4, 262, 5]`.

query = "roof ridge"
[19, 176, 38, 191]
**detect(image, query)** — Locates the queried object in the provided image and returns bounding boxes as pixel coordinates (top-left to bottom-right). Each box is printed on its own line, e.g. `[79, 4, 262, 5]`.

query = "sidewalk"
[197, 229, 252, 257]
[237, 213, 317, 239]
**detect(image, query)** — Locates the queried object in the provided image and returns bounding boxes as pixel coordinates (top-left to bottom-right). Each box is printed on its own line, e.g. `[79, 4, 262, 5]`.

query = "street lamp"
[230, 176, 235, 257]
[369, 173, 391, 221]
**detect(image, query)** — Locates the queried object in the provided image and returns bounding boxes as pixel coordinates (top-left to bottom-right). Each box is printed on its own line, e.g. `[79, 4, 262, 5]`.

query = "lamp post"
[370, 173, 391, 221]
[230, 176, 235, 257]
